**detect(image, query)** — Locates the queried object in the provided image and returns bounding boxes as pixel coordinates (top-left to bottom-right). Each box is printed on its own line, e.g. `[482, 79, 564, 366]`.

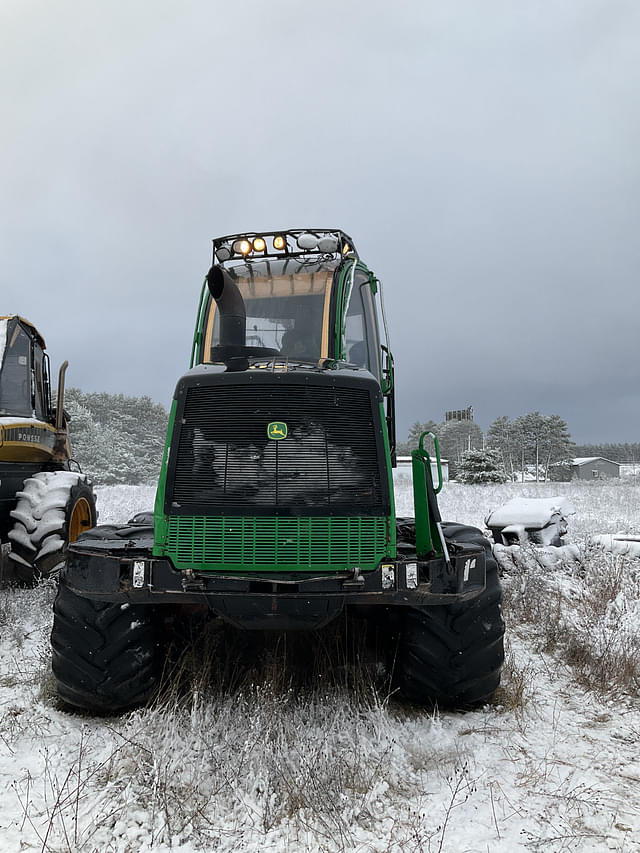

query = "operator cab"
[0, 315, 51, 421]
[195, 230, 383, 382]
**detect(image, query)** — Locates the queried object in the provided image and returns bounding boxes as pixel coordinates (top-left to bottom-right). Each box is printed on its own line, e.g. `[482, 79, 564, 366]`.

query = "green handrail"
[411, 431, 444, 559]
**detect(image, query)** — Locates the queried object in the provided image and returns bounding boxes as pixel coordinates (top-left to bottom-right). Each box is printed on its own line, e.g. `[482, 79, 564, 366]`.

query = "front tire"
[8, 471, 97, 582]
[398, 524, 505, 706]
[51, 584, 158, 713]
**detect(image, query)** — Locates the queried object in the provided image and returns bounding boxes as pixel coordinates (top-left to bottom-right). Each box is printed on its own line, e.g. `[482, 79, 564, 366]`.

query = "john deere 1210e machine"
[0, 315, 96, 583]
[51, 230, 504, 713]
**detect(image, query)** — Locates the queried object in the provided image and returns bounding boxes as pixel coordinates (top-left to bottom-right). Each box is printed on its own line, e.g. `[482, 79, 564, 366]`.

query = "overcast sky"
[2, 0, 639, 443]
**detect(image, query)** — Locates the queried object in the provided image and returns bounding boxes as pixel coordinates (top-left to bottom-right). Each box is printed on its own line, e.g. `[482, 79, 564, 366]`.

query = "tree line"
[65, 388, 168, 485]
[573, 442, 640, 462]
[400, 411, 576, 482]
[62, 388, 634, 487]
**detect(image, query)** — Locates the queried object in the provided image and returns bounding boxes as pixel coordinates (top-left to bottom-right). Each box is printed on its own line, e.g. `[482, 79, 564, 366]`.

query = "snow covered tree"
[436, 420, 484, 477]
[64, 389, 168, 485]
[487, 412, 575, 482]
[399, 418, 485, 476]
[456, 448, 507, 484]
[397, 420, 439, 455]
[515, 412, 574, 481]
[486, 415, 518, 480]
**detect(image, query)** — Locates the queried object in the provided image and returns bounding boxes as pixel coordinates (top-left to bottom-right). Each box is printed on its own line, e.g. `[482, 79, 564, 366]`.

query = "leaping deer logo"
[267, 422, 288, 440]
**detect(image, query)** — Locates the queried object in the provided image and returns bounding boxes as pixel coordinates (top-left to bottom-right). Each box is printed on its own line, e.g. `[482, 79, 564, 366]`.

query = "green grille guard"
[159, 515, 390, 573]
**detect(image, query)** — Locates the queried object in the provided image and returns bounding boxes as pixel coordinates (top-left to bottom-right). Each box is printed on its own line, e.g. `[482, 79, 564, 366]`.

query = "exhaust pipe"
[206, 265, 246, 349]
[53, 360, 69, 461]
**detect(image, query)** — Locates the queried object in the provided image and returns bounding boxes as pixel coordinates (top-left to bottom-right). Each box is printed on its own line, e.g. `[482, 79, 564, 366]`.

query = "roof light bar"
[212, 229, 358, 264]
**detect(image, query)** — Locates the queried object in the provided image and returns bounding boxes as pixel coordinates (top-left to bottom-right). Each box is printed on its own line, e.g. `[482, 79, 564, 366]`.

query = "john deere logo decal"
[267, 421, 288, 440]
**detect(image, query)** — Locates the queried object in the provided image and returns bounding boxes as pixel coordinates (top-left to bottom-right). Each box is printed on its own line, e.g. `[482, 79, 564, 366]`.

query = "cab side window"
[32, 345, 48, 420]
[344, 272, 381, 380]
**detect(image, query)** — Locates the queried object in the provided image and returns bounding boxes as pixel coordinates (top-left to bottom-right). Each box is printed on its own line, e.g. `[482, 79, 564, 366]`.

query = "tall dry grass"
[2, 479, 639, 850]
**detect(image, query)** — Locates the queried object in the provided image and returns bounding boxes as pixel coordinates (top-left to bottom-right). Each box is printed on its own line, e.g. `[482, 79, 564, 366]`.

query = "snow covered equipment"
[0, 316, 96, 582]
[52, 229, 504, 713]
[486, 496, 574, 547]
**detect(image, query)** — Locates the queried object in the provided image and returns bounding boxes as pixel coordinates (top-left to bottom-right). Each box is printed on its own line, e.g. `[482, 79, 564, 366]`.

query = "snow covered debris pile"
[591, 533, 640, 558]
[486, 496, 575, 547]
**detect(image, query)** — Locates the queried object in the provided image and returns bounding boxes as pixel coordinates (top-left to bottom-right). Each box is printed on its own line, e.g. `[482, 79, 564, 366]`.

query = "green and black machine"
[52, 229, 504, 713]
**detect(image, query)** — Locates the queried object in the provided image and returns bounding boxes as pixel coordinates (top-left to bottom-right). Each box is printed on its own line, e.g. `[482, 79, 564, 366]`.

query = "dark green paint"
[412, 431, 444, 559]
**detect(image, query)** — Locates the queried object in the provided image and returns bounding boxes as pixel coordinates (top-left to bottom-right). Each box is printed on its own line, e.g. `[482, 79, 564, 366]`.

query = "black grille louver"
[168, 381, 388, 516]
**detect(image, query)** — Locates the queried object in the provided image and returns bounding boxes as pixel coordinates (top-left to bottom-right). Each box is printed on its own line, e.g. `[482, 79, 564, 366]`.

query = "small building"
[571, 457, 620, 480]
[396, 456, 449, 483]
[620, 462, 640, 479]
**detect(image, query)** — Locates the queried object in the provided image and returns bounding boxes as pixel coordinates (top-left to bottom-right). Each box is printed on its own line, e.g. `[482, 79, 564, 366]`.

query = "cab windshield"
[203, 259, 339, 363]
[0, 319, 32, 418]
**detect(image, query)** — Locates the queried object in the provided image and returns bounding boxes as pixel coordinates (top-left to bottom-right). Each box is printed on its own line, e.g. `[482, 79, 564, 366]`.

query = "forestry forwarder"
[0, 316, 96, 583]
[51, 229, 504, 713]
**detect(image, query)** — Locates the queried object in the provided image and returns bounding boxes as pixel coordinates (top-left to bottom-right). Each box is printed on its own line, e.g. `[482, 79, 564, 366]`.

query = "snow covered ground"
[0, 479, 639, 852]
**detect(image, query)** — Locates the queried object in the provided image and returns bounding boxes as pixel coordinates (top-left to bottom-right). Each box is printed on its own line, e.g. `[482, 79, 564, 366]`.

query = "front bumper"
[64, 527, 486, 629]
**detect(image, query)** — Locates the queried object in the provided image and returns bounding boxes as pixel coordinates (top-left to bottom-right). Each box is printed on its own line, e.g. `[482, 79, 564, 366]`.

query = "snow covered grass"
[439, 478, 640, 700]
[92, 484, 156, 525]
[501, 543, 640, 698]
[1, 479, 639, 850]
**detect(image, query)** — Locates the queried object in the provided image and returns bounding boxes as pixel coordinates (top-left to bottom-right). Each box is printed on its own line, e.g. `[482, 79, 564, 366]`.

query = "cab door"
[0, 319, 32, 418]
[336, 263, 396, 462]
[337, 265, 382, 378]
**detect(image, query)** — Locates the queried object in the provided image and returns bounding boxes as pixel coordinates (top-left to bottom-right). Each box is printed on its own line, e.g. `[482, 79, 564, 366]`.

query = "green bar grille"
[163, 516, 389, 572]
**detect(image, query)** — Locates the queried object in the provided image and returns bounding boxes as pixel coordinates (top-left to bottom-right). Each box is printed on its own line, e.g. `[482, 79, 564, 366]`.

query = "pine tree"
[487, 412, 575, 482]
[397, 420, 439, 455]
[456, 448, 507, 484]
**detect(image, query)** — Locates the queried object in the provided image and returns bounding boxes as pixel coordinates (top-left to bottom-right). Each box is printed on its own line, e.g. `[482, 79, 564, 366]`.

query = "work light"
[232, 239, 252, 255]
[317, 235, 338, 253]
[297, 233, 318, 250]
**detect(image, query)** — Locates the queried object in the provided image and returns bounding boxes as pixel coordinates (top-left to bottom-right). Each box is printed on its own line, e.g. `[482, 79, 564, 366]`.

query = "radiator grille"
[164, 515, 389, 572]
[169, 383, 385, 515]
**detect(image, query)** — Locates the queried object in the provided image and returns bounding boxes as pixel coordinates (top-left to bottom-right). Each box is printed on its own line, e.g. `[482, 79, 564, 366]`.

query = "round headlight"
[297, 233, 318, 250]
[215, 245, 231, 262]
[273, 235, 286, 250]
[253, 237, 266, 252]
[232, 239, 252, 255]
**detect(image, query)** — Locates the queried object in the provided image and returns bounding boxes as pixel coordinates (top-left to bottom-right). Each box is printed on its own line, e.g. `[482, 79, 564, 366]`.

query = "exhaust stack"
[206, 265, 246, 349]
[53, 360, 69, 461]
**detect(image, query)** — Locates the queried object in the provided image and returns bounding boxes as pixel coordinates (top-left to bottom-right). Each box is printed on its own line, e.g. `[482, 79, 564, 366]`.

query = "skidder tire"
[8, 471, 97, 582]
[398, 524, 505, 707]
[51, 584, 158, 714]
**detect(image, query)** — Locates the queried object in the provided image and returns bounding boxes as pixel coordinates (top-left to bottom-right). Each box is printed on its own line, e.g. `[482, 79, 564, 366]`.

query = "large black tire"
[8, 471, 97, 582]
[51, 584, 158, 713]
[397, 523, 505, 706]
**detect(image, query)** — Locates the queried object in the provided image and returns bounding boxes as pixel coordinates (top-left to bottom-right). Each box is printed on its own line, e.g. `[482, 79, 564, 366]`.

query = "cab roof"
[0, 315, 46, 348]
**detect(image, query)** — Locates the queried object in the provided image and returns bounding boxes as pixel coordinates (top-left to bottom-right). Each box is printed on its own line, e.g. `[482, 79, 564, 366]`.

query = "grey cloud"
[1, 0, 639, 443]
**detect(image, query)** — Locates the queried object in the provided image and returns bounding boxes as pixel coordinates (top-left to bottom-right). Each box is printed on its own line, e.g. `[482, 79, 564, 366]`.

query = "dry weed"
[500, 541, 640, 697]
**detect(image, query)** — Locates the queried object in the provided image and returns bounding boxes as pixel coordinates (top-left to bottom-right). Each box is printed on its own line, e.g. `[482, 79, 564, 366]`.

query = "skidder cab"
[0, 315, 96, 582]
[53, 229, 504, 714]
